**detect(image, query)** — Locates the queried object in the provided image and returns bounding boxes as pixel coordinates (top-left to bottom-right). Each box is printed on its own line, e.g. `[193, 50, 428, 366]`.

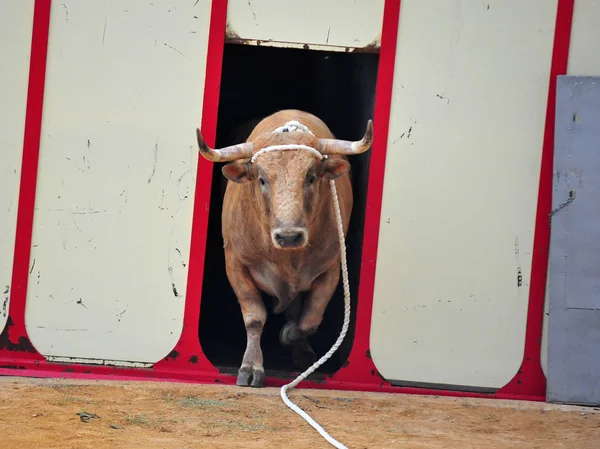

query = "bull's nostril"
[273, 228, 306, 248]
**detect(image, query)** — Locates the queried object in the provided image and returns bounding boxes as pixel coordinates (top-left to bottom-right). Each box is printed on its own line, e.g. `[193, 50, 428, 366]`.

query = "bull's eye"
[308, 175, 316, 185]
[258, 177, 266, 186]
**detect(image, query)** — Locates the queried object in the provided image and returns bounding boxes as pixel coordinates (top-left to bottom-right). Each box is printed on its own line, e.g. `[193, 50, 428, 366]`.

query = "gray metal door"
[547, 75, 600, 406]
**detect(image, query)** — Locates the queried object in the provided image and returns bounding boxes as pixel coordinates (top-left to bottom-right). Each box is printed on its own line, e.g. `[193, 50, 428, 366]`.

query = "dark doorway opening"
[199, 43, 379, 378]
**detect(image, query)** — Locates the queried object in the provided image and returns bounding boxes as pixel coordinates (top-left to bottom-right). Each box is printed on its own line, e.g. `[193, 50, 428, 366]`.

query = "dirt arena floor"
[0, 376, 598, 449]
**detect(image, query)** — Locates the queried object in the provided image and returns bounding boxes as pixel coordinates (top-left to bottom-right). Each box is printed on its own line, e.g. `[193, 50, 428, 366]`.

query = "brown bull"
[196, 110, 373, 387]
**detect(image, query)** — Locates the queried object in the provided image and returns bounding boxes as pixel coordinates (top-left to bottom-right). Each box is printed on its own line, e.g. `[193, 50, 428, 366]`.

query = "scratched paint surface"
[25, 1, 211, 363]
[370, 0, 558, 389]
[226, 0, 384, 49]
[0, 1, 35, 335]
[541, 0, 600, 376]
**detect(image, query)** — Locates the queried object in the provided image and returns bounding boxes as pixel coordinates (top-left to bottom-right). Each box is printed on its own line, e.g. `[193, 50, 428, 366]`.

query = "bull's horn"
[196, 128, 253, 162]
[318, 120, 373, 156]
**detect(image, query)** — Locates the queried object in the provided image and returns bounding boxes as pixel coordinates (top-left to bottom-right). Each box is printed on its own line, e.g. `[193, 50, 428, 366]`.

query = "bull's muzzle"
[271, 227, 308, 250]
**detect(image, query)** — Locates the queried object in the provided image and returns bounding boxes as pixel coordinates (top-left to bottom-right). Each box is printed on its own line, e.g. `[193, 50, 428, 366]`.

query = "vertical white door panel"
[566, 0, 600, 75]
[0, 1, 35, 335]
[370, 0, 558, 389]
[226, 0, 385, 50]
[25, 0, 212, 364]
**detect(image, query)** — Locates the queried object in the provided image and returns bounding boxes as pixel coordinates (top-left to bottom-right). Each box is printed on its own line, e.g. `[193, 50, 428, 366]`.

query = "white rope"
[271, 120, 315, 135]
[251, 121, 351, 449]
[250, 144, 324, 163]
[279, 177, 351, 449]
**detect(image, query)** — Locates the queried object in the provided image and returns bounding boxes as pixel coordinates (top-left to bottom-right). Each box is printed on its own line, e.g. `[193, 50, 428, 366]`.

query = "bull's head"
[196, 121, 373, 250]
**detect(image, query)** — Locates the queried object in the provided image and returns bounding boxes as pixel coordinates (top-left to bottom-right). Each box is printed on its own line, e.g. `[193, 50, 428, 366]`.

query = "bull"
[196, 109, 373, 387]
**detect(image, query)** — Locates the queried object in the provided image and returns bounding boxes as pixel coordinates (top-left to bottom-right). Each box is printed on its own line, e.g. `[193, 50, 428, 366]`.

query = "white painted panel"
[542, 0, 600, 376]
[25, 1, 211, 363]
[567, 0, 600, 75]
[226, 0, 384, 50]
[0, 1, 35, 334]
[370, 0, 558, 389]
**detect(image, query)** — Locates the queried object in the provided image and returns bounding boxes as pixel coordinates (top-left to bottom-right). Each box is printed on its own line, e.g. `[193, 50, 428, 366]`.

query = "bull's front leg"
[280, 265, 341, 367]
[225, 250, 267, 387]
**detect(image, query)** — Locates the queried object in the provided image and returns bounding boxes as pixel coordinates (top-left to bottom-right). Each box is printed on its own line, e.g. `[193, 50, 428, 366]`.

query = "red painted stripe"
[499, 0, 575, 398]
[1, 0, 52, 358]
[0, 359, 544, 403]
[154, 0, 228, 372]
[333, 0, 402, 385]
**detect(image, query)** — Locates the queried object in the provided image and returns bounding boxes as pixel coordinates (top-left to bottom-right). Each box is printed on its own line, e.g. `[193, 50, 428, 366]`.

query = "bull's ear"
[222, 162, 252, 183]
[322, 158, 350, 180]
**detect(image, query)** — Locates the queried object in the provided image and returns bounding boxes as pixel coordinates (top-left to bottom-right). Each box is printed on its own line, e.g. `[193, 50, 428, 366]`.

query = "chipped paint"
[224, 36, 380, 53]
[351, 35, 381, 53]
[2, 286, 8, 318]
[225, 21, 381, 53]
[225, 22, 240, 40]
[163, 349, 179, 361]
[46, 355, 153, 368]
[0, 318, 36, 353]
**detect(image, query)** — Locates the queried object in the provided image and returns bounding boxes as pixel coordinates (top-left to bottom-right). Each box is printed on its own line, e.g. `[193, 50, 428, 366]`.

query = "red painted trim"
[153, 0, 228, 373]
[499, 0, 574, 398]
[0, 0, 51, 361]
[331, 0, 401, 385]
[0, 361, 543, 403]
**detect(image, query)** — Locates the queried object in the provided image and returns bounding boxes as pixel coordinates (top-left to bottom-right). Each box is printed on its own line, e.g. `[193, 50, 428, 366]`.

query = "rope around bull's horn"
[250, 121, 352, 449]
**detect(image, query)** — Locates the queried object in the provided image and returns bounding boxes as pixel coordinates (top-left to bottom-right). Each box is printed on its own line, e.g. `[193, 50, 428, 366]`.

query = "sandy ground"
[0, 376, 598, 449]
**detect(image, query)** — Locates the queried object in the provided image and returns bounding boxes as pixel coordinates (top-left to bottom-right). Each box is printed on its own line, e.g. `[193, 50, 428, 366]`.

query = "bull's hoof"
[293, 343, 318, 371]
[236, 365, 265, 388]
[279, 321, 301, 346]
